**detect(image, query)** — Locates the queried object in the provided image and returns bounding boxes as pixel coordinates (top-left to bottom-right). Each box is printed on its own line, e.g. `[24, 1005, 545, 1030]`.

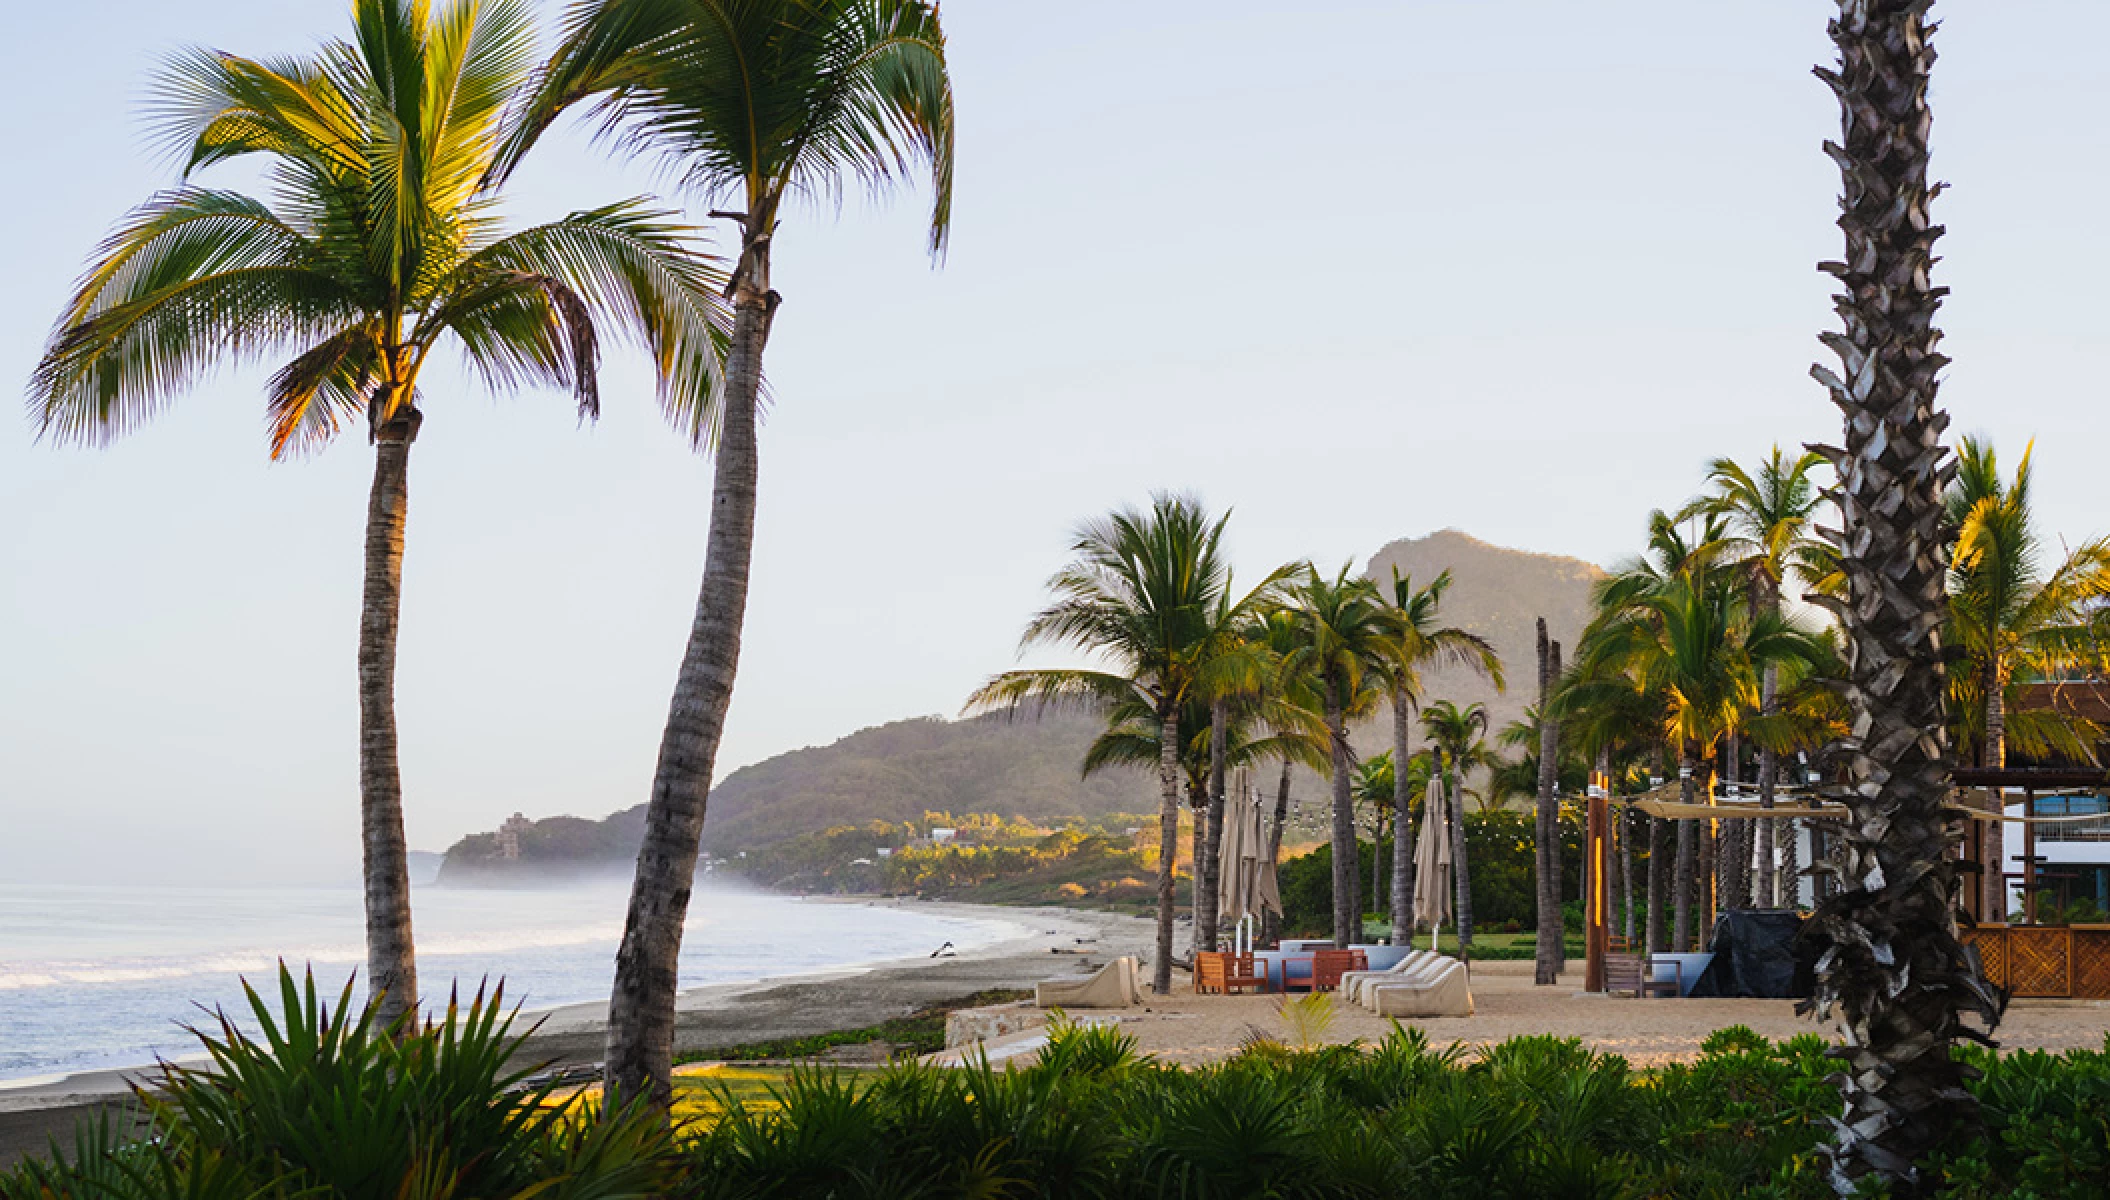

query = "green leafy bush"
[2, 968, 674, 1200]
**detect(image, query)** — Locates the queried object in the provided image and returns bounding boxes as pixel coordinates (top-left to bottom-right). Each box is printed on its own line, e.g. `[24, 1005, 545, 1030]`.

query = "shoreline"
[0, 900, 1155, 1164]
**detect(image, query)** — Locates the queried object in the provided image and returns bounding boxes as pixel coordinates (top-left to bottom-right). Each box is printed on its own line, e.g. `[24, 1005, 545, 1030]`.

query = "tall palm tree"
[968, 494, 1294, 999]
[1282, 565, 1396, 946]
[1420, 699, 1493, 951]
[1578, 567, 1825, 950]
[27, 0, 724, 1031]
[1376, 569, 1503, 944]
[1694, 447, 1831, 907]
[1803, 2, 2005, 1185]
[505, 0, 955, 1111]
[1943, 437, 2109, 927]
[1352, 751, 1395, 929]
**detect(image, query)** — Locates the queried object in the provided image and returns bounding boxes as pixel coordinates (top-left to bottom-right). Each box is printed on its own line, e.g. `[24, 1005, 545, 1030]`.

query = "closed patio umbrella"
[1219, 790, 1280, 950]
[1412, 775, 1453, 949]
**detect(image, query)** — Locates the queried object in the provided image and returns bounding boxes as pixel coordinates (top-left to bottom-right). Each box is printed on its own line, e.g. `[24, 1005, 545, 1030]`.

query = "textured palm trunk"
[1981, 654, 2006, 919]
[1151, 705, 1182, 994]
[1533, 622, 1564, 984]
[605, 268, 773, 1113]
[1646, 816, 1668, 952]
[1389, 690, 1416, 943]
[1187, 779, 1206, 954]
[1759, 665, 1781, 906]
[1325, 677, 1359, 947]
[1722, 735, 1750, 911]
[1370, 810, 1384, 931]
[1265, 758, 1291, 945]
[1447, 758, 1473, 952]
[1804, 3, 2002, 1188]
[1196, 695, 1228, 953]
[1673, 752, 1697, 952]
[359, 410, 421, 1031]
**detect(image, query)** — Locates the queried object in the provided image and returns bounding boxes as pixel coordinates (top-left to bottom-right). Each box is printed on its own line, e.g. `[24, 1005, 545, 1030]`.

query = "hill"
[439, 531, 1605, 883]
[1360, 529, 1604, 740]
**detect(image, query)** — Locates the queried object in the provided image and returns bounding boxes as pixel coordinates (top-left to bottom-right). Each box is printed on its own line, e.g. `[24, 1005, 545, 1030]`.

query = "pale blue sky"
[4, 2, 2107, 884]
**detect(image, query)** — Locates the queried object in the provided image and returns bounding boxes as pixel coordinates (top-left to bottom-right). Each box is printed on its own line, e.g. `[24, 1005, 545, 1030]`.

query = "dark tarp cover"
[1687, 909, 1811, 999]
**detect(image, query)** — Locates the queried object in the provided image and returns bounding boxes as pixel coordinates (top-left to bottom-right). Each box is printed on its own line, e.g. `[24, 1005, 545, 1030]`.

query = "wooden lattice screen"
[2072, 930, 2110, 1000]
[1963, 926, 2008, 991]
[2008, 927, 2073, 998]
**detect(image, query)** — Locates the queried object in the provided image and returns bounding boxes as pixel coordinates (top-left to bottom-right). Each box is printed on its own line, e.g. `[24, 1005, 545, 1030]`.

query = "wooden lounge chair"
[1604, 953, 1681, 998]
[1311, 949, 1365, 992]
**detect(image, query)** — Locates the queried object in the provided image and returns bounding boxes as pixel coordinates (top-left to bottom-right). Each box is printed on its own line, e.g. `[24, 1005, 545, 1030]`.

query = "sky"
[4, 1, 2108, 885]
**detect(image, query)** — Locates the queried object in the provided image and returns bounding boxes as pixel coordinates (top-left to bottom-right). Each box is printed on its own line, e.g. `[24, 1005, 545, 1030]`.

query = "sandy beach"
[0, 901, 1154, 1165]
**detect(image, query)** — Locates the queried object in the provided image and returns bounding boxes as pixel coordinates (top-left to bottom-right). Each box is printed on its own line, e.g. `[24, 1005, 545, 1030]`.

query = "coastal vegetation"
[14, 973, 2110, 1199]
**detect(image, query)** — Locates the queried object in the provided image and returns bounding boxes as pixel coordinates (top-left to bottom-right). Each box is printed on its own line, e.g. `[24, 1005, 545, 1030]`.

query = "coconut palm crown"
[968, 494, 1298, 996]
[26, 0, 726, 1030]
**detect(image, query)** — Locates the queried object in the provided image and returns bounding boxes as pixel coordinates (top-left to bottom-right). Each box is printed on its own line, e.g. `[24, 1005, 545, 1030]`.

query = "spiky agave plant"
[1802, 1, 2004, 1191]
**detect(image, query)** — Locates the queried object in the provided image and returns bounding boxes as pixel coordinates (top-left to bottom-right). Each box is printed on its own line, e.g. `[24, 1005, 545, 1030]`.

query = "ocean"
[0, 880, 1023, 1083]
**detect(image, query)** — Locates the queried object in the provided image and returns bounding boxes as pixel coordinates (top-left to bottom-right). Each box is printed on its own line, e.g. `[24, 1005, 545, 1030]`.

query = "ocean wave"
[0, 920, 627, 992]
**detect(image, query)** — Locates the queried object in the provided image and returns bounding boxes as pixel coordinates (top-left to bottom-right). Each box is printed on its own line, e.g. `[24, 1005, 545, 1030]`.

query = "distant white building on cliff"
[496, 812, 533, 860]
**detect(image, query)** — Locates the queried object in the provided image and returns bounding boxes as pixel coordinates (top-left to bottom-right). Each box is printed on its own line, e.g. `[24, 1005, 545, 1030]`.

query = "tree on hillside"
[1375, 569, 1503, 944]
[1282, 566, 1396, 946]
[1693, 447, 1832, 906]
[28, 0, 725, 1031]
[1801, 3, 2007, 1185]
[1420, 699, 1494, 951]
[968, 494, 1295, 996]
[503, 0, 956, 1112]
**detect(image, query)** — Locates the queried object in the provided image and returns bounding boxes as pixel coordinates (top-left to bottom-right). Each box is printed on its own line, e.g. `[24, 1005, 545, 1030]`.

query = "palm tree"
[1282, 566, 1396, 947]
[1803, 3, 2005, 1183]
[1420, 699, 1493, 951]
[1578, 567, 1825, 950]
[1694, 447, 1831, 907]
[27, 0, 724, 1032]
[1375, 569, 1503, 944]
[506, 0, 955, 1111]
[968, 494, 1294, 999]
[1352, 751, 1396, 929]
[1945, 437, 2110, 767]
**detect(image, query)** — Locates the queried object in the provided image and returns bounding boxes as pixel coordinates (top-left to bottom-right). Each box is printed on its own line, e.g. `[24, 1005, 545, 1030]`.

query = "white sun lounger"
[1339, 951, 1438, 1005]
[1354, 955, 1451, 1008]
[1365, 956, 1473, 1018]
[1034, 955, 1143, 1009]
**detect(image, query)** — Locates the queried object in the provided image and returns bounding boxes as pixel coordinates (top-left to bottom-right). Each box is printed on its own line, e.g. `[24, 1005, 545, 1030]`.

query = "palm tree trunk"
[1370, 811, 1384, 933]
[1325, 676, 1359, 947]
[1265, 758, 1291, 946]
[1673, 751, 1697, 953]
[1534, 622, 1563, 984]
[1390, 688, 1416, 942]
[1151, 705, 1182, 994]
[1806, 2, 2000, 1185]
[1758, 665, 1780, 907]
[1197, 694, 1228, 953]
[1982, 653, 2006, 920]
[1646, 816, 1668, 952]
[359, 411, 421, 1031]
[1448, 759, 1473, 953]
[604, 272, 773, 1112]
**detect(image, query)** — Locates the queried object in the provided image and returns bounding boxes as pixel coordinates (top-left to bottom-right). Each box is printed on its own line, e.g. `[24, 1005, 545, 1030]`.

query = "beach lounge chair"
[1355, 955, 1451, 1010]
[1340, 951, 1437, 1005]
[1036, 955, 1143, 1009]
[1365, 955, 1473, 1018]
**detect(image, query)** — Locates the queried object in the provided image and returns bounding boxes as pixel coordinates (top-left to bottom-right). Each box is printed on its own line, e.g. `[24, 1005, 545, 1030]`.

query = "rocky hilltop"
[440, 532, 1605, 880]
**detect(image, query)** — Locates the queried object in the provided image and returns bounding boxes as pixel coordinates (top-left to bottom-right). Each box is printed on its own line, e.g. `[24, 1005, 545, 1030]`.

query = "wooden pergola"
[1578, 765, 2110, 999]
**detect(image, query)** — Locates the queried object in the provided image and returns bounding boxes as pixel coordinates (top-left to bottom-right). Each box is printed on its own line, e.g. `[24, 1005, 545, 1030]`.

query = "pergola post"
[1585, 775, 1609, 992]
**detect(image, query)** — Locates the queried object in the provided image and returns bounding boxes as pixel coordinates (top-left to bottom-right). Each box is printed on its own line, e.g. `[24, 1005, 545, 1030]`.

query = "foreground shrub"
[2, 968, 675, 1200]
[13, 983, 2110, 1198]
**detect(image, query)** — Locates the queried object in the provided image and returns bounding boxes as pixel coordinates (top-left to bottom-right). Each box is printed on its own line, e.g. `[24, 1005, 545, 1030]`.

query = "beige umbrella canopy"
[1411, 775, 1453, 938]
[1219, 790, 1280, 944]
